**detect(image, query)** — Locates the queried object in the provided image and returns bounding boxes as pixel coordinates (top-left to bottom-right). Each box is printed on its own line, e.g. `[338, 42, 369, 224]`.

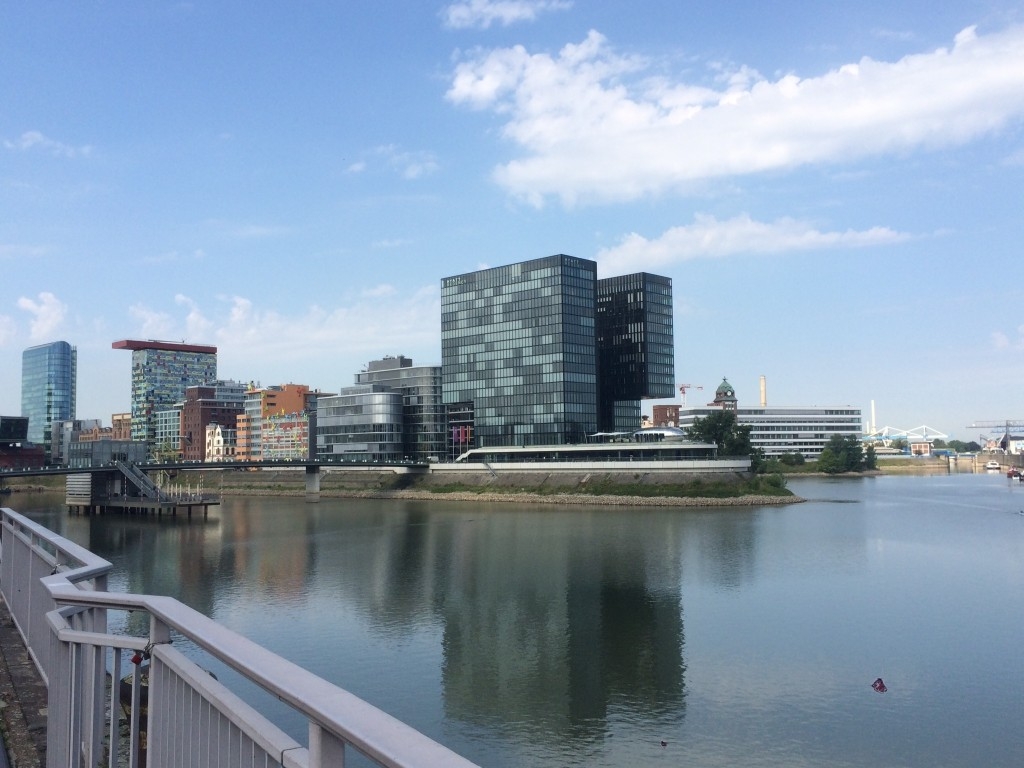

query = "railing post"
[310, 722, 346, 767]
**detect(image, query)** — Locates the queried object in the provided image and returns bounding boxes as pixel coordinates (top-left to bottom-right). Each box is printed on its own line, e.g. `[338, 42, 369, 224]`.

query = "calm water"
[17, 473, 1024, 767]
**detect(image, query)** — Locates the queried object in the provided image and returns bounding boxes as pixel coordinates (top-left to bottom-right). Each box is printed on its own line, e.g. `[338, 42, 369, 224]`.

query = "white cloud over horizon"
[447, 25, 1024, 205]
[17, 292, 68, 342]
[442, 0, 572, 30]
[596, 214, 912, 275]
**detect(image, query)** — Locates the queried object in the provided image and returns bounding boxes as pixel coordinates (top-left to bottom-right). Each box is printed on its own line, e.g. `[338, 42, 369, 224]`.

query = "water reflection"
[17, 474, 1024, 768]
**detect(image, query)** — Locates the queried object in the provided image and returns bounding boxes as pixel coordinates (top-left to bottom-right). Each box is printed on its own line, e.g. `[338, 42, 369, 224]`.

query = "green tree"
[864, 443, 877, 470]
[817, 434, 866, 473]
[817, 446, 840, 474]
[947, 439, 982, 454]
[779, 451, 806, 466]
[686, 410, 753, 457]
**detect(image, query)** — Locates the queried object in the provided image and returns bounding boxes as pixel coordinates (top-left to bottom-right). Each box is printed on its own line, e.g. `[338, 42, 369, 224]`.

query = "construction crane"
[967, 420, 1024, 449]
[678, 383, 703, 407]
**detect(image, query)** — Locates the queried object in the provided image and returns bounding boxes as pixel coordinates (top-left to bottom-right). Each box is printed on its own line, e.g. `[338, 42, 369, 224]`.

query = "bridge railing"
[1, 507, 480, 768]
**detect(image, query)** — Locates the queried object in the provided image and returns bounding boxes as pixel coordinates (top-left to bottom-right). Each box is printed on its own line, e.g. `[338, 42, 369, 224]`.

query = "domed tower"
[709, 377, 738, 411]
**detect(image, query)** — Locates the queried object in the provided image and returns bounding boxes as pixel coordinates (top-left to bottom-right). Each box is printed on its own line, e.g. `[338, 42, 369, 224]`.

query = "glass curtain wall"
[442, 255, 598, 447]
[21, 341, 76, 459]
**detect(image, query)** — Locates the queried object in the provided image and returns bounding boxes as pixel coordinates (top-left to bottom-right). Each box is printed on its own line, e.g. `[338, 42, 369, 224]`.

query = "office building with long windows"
[441, 255, 674, 449]
[654, 380, 861, 459]
[355, 356, 446, 462]
[316, 385, 404, 462]
[21, 341, 77, 459]
[113, 339, 217, 455]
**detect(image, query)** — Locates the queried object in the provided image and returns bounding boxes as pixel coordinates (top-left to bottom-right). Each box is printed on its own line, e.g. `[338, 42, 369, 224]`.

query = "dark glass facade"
[596, 272, 675, 431]
[21, 341, 77, 458]
[442, 255, 599, 447]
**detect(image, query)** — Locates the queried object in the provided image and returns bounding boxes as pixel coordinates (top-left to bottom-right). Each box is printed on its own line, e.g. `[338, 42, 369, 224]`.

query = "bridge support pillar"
[305, 465, 320, 503]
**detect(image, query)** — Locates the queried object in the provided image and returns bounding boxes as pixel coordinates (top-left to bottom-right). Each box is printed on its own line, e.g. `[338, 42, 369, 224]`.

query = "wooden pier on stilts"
[65, 460, 220, 519]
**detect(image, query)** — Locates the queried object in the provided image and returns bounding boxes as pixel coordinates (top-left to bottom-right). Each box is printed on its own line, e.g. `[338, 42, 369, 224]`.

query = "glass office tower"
[21, 341, 77, 458]
[596, 272, 675, 431]
[442, 254, 599, 447]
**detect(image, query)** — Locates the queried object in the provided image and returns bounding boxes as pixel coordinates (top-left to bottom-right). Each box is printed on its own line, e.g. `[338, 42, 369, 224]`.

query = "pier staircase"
[114, 460, 168, 500]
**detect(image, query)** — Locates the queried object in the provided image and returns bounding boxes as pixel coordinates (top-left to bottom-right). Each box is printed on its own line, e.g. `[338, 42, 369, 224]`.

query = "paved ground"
[0, 600, 46, 768]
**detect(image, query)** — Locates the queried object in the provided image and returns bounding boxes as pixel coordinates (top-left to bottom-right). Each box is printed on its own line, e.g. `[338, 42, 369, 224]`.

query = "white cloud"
[447, 25, 1024, 205]
[128, 304, 176, 339]
[596, 214, 911, 275]
[123, 287, 442, 382]
[16, 292, 68, 341]
[373, 145, 439, 179]
[991, 325, 1024, 350]
[442, 0, 572, 29]
[3, 130, 92, 158]
[174, 294, 214, 340]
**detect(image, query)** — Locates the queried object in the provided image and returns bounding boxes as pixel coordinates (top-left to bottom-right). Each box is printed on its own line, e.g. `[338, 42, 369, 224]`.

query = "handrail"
[44, 583, 475, 767]
[1, 506, 480, 768]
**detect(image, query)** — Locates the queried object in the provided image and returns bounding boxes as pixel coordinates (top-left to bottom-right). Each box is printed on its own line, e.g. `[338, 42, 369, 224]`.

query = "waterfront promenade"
[0, 598, 46, 767]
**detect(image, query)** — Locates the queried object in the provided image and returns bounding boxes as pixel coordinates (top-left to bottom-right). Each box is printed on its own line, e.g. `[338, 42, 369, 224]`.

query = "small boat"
[985, 460, 1001, 470]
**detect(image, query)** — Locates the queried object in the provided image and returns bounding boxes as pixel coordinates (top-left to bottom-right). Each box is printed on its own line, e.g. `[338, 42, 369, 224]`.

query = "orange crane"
[678, 383, 703, 407]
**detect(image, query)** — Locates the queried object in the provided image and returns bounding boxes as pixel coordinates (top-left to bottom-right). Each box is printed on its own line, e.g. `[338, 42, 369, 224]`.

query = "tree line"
[684, 411, 883, 474]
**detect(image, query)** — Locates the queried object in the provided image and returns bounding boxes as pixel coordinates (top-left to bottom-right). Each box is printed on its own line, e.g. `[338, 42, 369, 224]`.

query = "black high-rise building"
[596, 272, 675, 431]
[441, 255, 674, 449]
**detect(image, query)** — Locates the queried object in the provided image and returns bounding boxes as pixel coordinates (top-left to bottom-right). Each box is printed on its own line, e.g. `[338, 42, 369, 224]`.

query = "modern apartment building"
[354, 356, 445, 462]
[21, 341, 77, 459]
[316, 385, 404, 462]
[237, 383, 311, 461]
[112, 339, 217, 454]
[262, 412, 309, 461]
[180, 381, 246, 461]
[153, 408, 183, 460]
[441, 255, 674, 449]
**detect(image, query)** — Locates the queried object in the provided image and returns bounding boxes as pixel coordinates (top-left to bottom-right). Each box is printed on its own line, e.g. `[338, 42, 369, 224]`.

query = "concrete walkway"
[0, 600, 46, 767]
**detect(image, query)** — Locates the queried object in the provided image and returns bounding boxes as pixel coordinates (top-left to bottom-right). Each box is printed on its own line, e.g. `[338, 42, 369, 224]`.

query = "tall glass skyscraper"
[21, 340, 77, 458]
[443, 254, 599, 447]
[112, 339, 217, 453]
[596, 272, 675, 431]
[442, 255, 674, 449]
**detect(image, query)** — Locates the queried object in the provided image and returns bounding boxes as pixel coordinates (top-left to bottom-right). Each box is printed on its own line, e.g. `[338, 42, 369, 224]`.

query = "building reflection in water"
[437, 510, 686, 743]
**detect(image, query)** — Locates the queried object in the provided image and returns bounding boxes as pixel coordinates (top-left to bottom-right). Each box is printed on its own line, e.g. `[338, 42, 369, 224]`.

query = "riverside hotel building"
[441, 254, 674, 449]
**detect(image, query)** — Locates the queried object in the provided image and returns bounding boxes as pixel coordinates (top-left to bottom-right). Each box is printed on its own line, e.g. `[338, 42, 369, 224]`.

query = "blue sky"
[3, 0, 1023, 442]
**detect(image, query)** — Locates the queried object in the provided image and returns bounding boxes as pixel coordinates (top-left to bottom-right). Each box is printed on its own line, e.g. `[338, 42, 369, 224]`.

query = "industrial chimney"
[759, 375, 767, 407]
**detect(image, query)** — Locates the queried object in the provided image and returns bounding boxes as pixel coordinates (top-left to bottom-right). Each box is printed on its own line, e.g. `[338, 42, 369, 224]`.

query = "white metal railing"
[1, 506, 480, 768]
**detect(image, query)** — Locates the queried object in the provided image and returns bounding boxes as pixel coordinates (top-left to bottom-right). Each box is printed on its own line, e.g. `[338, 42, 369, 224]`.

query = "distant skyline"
[3, 1, 1023, 441]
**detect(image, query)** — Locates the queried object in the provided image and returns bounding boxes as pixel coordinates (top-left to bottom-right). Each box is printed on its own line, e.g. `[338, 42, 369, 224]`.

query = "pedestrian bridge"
[0, 505, 479, 768]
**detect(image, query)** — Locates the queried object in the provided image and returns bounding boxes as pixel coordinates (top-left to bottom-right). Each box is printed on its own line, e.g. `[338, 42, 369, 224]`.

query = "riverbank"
[224, 486, 802, 506]
[0, 471, 800, 506]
